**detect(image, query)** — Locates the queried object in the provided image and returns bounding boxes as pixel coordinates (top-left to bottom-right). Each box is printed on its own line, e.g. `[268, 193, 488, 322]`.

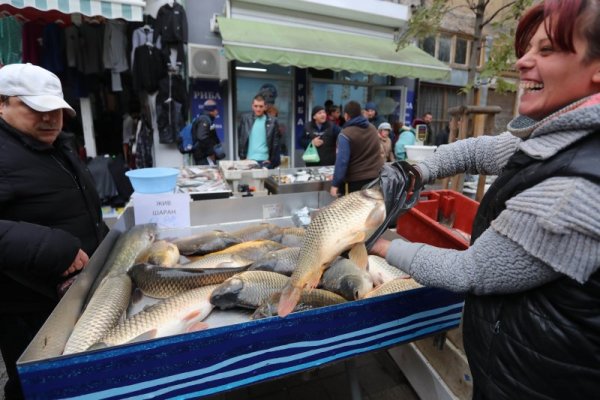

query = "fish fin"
[186, 321, 209, 332]
[348, 244, 368, 269]
[129, 330, 158, 343]
[182, 310, 203, 321]
[130, 288, 145, 304]
[87, 342, 108, 351]
[277, 285, 302, 317]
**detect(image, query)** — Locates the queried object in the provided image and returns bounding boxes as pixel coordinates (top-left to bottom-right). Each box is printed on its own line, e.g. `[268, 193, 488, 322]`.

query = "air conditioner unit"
[187, 44, 228, 80]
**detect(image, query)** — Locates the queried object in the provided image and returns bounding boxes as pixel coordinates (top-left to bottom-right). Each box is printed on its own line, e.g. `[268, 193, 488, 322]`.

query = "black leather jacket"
[192, 113, 220, 164]
[0, 119, 108, 313]
[237, 112, 281, 168]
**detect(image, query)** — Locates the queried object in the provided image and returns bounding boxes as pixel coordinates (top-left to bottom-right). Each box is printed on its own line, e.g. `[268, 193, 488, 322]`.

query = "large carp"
[248, 247, 301, 276]
[64, 274, 132, 354]
[319, 257, 374, 300]
[277, 189, 386, 317]
[128, 263, 247, 298]
[252, 289, 346, 319]
[367, 255, 410, 286]
[135, 240, 180, 267]
[210, 270, 288, 310]
[85, 223, 157, 305]
[93, 284, 219, 348]
[171, 230, 242, 256]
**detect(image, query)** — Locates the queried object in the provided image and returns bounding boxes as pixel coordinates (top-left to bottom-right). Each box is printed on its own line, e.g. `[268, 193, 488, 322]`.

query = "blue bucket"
[125, 167, 179, 194]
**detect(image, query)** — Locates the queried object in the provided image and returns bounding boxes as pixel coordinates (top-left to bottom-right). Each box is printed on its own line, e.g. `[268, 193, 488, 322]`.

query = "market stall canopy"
[217, 17, 450, 80]
[0, 0, 145, 21]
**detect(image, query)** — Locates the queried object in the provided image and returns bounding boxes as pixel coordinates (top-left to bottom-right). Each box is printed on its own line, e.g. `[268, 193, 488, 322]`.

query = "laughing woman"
[370, 1, 600, 398]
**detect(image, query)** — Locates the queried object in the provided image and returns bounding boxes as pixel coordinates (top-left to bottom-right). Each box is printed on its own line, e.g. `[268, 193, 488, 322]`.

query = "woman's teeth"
[521, 81, 544, 91]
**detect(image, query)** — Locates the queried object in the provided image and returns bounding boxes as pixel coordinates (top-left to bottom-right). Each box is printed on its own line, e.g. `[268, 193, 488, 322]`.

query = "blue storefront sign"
[190, 79, 226, 142]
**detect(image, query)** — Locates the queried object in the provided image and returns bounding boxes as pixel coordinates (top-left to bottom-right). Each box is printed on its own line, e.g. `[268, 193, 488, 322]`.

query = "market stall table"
[17, 192, 464, 399]
[265, 166, 334, 194]
[177, 165, 232, 200]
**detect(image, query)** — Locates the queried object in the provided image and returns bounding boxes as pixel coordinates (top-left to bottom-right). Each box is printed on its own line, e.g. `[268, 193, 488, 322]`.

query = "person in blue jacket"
[394, 125, 416, 160]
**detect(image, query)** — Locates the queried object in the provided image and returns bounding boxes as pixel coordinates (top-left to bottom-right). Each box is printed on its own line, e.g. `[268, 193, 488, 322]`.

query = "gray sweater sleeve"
[417, 132, 521, 184]
[385, 229, 562, 295]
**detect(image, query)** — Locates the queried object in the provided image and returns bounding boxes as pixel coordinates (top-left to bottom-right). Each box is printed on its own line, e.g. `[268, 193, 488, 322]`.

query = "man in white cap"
[0, 64, 108, 400]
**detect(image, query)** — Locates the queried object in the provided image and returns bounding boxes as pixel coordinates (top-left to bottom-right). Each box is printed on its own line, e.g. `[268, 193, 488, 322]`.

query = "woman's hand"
[62, 249, 90, 277]
[369, 238, 391, 258]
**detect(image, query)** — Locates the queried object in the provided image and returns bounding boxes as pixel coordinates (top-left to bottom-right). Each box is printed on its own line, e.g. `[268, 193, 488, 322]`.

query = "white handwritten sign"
[132, 193, 191, 228]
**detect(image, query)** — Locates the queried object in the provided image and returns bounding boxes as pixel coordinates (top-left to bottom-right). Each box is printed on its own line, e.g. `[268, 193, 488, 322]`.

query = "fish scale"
[278, 189, 386, 317]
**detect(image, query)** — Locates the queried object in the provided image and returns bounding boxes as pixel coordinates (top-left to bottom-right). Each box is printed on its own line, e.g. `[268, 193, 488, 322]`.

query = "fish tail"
[277, 284, 302, 318]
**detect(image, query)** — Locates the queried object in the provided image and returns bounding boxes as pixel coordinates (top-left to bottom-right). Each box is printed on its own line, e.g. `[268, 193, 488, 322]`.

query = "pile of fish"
[63, 189, 421, 354]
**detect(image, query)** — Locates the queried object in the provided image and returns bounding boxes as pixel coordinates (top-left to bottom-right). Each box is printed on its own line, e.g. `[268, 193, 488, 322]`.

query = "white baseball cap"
[0, 63, 76, 117]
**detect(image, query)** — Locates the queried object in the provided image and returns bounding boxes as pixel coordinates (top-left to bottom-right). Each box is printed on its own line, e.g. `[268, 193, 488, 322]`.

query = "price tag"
[132, 193, 191, 228]
[263, 203, 283, 219]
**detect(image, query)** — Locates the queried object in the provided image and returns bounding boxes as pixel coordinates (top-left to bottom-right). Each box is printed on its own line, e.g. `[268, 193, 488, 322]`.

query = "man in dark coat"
[0, 64, 108, 400]
[330, 101, 384, 197]
[192, 99, 224, 165]
[300, 105, 340, 166]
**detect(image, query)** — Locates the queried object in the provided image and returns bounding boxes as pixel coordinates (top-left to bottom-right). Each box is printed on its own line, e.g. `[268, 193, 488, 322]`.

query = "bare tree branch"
[482, 2, 516, 27]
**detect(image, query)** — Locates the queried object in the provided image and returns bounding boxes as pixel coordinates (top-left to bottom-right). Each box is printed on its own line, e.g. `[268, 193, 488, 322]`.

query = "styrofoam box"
[405, 145, 437, 162]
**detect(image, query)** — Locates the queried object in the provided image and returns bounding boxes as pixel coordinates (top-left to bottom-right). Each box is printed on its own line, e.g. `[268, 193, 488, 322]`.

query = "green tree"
[398, 0, 535, 105]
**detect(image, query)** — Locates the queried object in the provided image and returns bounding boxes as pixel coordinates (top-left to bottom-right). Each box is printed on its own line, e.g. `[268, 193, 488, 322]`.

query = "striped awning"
[0, 0, 145, 21]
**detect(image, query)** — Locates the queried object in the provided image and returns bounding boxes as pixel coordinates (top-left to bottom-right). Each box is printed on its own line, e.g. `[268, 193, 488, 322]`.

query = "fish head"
[339, 275, 373, 300]
[209, 276, 244, 309]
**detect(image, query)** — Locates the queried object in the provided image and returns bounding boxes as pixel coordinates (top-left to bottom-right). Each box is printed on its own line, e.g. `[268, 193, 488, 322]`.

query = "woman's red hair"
[515, 0, 584, 58]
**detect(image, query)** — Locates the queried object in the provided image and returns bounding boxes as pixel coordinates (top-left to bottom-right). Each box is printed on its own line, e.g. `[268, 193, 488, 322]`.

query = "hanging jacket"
[153, 2, 188, 46]
[156, 73, 187, 144]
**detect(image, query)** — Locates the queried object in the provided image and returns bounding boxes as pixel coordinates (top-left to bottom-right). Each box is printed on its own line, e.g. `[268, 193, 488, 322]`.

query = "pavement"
[1, 348, 418, 400]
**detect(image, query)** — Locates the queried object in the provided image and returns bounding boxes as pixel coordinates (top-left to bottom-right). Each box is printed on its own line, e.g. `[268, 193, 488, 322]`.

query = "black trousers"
[0, 311, 50, 400]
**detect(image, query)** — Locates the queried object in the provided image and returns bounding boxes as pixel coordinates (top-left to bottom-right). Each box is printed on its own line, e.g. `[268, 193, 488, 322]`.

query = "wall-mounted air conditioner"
[187, 44, 228, 80]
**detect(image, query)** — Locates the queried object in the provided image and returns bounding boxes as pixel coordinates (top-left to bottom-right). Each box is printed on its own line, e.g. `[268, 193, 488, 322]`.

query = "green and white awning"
[0, 0, 145, 21]
[218, 16, 450, 80]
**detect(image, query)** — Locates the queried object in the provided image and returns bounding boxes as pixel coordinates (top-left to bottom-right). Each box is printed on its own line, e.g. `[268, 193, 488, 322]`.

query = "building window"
[455, 37, 468, 65]
[438, 34, 452, 63]
[420, 34, 471, 67]
[423, 36, 436, 57]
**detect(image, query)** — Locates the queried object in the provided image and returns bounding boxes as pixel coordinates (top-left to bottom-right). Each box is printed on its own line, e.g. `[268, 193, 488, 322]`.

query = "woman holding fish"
[371, 1, 600, 398]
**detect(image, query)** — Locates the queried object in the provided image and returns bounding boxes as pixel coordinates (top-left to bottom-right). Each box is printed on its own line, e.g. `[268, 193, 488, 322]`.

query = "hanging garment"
[132, 44, 169, 93]
[134, 115, 154, 168]
[0, 16, 23, 65]
[155, 73, 187, 144]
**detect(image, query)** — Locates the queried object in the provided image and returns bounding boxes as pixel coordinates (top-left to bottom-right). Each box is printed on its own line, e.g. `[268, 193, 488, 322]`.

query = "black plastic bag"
[363, 161, 422, 250]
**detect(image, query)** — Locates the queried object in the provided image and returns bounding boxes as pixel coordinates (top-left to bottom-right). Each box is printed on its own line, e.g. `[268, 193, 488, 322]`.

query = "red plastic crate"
[396, 190, 479, 250]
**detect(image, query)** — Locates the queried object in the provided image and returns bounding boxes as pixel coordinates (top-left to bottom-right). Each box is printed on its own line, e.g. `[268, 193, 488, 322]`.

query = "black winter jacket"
[300, 120, 340, 166]
[192, 113, 221, 164]
[237, 113, 281, 168]
[153, 2, 188, 45]
[465, 133, 600, 399]
[0, 119, 108, 314]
